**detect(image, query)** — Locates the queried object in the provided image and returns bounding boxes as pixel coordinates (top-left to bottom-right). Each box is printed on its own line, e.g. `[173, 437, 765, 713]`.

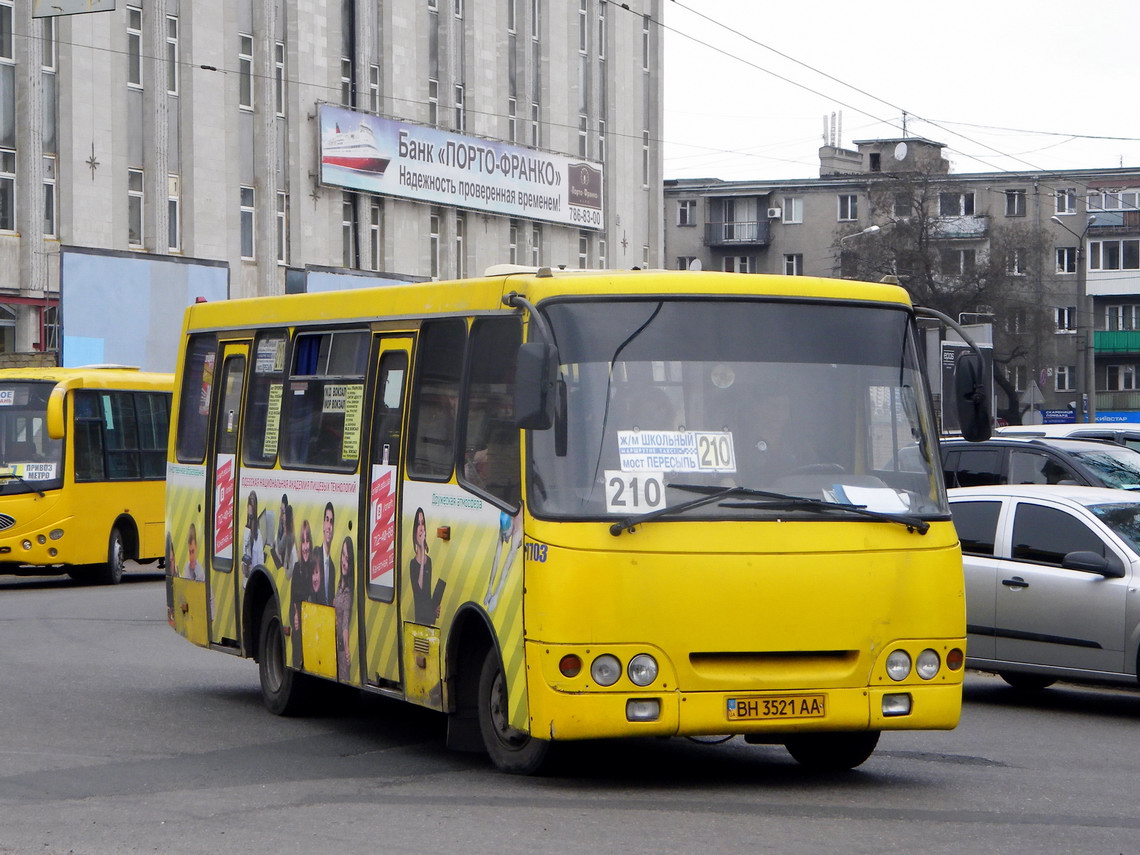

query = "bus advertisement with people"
[0, 366, 173, 584]
[165, 267, 988, 773]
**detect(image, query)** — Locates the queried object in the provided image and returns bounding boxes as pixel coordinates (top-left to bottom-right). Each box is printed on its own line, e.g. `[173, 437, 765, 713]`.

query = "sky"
[663, 0, 1140, 182]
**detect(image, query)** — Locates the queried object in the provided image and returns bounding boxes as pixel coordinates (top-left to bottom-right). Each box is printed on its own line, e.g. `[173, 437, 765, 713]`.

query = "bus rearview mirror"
[515, 342, 558, 430]
[954, 352, 991, 442]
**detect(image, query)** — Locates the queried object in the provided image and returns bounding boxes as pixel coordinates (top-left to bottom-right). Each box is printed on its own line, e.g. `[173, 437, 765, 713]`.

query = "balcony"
[1094, 330, 1140, 354]
[1096, 390, 1140, 412]
[930, 216, 989, 240]
[704, 220, 770, 248]
[1089, 210, 1140, 236]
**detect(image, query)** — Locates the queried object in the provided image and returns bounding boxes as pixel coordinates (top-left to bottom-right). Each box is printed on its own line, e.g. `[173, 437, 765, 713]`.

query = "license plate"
[727, 694, 826, 721]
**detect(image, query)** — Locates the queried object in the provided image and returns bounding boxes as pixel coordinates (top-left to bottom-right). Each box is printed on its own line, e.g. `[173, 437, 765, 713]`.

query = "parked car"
[941, 435, 1140, 491]
[996, 423, 1140, 451]
[949, 484, 1140, 690]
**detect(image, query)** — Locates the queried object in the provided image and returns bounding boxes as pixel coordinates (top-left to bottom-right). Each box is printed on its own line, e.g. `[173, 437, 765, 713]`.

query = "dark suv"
[941, 436, 1140, 491]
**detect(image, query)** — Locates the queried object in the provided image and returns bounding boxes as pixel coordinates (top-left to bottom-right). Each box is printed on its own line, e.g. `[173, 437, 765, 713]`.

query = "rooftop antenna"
[901, 111, 908, 137]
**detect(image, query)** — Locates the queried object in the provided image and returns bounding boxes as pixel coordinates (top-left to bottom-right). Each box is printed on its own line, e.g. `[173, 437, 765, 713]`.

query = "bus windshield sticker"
[0, 389, 13, 406]
[342, 384, 364, 460]
[263, 383, 283, 457]
[255, 337, 286, 374]
[323, 384, 347, 413]
[604, 470, 666, 514]
[19, 462, 57, 480]
[617, 430, 736, 474]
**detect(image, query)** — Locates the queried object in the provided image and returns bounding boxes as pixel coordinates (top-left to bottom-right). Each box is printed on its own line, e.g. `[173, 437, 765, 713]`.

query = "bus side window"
[176, 334, 218, 463]
[73, 391, 106, 482]
[243, 330, 288, 467]
[104, 392, 141, 480]
[408, 320, 466, 480]
[136, 392, 170, 479]
[459, 316, 522, 506]
[372, 352, 408, 467]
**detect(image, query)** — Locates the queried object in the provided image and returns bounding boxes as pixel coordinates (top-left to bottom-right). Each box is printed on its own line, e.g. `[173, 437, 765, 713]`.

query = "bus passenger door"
[360, 337, 411, 688]
[206, 342, 250, 649]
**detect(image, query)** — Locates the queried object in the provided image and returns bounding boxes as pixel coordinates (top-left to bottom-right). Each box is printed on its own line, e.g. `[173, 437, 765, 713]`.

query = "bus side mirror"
[514, 342, 558, 430]
[46, 384, 67, 440]
[955, 352, 991, 442]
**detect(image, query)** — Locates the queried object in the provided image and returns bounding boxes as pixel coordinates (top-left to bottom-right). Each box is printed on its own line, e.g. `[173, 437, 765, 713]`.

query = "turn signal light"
[558, 654, 582, 677]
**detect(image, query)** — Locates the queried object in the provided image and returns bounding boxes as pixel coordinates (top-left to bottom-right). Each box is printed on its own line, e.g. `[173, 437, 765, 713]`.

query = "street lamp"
[1050, 214, 1097, 423]
[835, 225, 882, 277]
[839, 224, 881, 244]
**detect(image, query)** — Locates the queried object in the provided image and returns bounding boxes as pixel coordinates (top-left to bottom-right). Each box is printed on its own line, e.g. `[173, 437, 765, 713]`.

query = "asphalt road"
[2, 571, 1138, 855]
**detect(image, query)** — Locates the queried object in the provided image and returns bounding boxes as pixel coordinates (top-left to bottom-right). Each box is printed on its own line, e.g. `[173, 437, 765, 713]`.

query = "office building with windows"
[0, 0, 663, 357]
[665, 137, 1140, 422]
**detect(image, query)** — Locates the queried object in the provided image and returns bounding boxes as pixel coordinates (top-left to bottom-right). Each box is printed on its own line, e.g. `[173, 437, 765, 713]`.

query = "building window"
[430, 208, 440, 279]
[531, 0, 539, 39]
[676, 256, 696, 270]
[941, 248, 976, 275]
[368, 198, 382, 271]
[579, 231, 589, 268]
[1107, 305, 1139, 332]
[275, 42, 286, 116]
[531, 223, 542, 266]
[1089, 190, 1140, 211]
[277, 191, 289, 264]
[530, 101, 539, 146]
[507, 97, 517, 142]
[677, 199, 696, 226]
[1056, 246, 1077, 274]
[1005, 189, 1026, 217]
[1005, 308, 1026, 335]
[508, 219, 519, 265]
[369, 64, 380, 113]
[1006, 249, 1026, 275]
[578, 114, 588, 158]
[455, 211, 466, 279]
[869, 152, 881, 173]
[837, 194, 858, 221]
[0, 149, 13, 232]
[1055, 187, 1077, 215]
[939, 191, 975, 217]
[598, 0, 606, 59]
[238, 35, 254, 109]
[127, 6, 142, 88]
[781, 197, 803, 224]
[579, 0, 588, 52]
[165, 16, 179, 95]
[642, 130, 650, 187]
[723, 256, 754, 273]
[783, 254, 803, 276]
[39, 155, 55, 237]
[1055, 365, 1075, 392]
[507, 0, 516, 33]
[128, 168, 143, 246]
[342, 193, 357, 268]
[641, 13, 650, 70]
[240, 186, 255, 259]
[1089, 239, 1140, 272]
[1054, 306, 1076, 333]
[598, 238, 607, 269]
[167, 174, 180, 251]
[429, 79, 439, 125]
[340, 57, 352, 107]
[1107, 364, 1137, 391]
[455, 84, 466, 131]
[1009, 364, 1027, 393]
[598, 119, 606, 162]
[0, 1, 12, 61]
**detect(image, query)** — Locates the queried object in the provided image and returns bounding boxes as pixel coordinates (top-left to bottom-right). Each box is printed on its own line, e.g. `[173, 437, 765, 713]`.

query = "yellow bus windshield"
[0, 381, 64, 493]
[529, 297, 945, 520]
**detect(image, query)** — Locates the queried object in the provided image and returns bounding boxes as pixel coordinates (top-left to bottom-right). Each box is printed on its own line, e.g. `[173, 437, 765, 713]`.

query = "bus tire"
[998, 672, 1055, 691]
[477, 647, 550, 775]
[783, 730, 879, 771]
[91, 527, 127, 586]
[258, 599, 314, 716]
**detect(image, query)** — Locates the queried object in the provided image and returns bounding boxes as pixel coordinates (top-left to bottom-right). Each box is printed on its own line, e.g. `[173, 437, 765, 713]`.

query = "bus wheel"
[783, 731, 880, 771]
[998, 672, 1056, 691]
[477, 648, 550, 774]
[258, 600, 314, 716]
[91, 527, 127, 586]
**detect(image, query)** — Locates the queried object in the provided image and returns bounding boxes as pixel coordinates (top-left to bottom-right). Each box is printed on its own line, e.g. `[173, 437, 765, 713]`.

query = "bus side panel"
[166, 463, 209, 643]
[400, 482, 527, 729]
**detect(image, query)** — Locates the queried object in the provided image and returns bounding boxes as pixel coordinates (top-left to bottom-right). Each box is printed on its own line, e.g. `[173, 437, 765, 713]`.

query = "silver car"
[949, 484, 1140, 691]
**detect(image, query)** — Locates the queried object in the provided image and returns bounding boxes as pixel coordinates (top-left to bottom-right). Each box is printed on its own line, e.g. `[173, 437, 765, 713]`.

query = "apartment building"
[664, 137, 1140, 422]
[0, 0, 663, 357]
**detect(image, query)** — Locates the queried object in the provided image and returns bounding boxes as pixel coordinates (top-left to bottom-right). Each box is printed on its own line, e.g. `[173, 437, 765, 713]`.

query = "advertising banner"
[318, 105, 604, 231]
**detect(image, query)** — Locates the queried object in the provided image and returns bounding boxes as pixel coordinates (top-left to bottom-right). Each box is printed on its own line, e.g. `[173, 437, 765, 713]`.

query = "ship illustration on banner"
[321, 121, 390, 175]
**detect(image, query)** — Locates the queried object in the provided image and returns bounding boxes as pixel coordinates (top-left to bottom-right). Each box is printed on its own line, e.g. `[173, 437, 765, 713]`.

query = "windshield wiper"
[609, 485, 749, 535]
[662, 482, 930, 534]
[0, 470, 46, 498]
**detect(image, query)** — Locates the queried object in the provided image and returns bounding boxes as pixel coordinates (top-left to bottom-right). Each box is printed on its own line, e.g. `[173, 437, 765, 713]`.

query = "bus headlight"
[916, 649, 940, 680]
[627, 654, 658, 687]
[886, 649, 911, 681]
[590, 654, 622, 687]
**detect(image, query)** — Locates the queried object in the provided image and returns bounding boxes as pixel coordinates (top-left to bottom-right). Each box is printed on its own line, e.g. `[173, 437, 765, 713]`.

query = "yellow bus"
[166, 267, 989, 773]
[0, 366, 173, 585]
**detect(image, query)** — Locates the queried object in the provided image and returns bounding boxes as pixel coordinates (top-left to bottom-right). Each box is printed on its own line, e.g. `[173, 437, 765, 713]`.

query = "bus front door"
[360, 337, 411, 689]
[206, 342, 250, 650]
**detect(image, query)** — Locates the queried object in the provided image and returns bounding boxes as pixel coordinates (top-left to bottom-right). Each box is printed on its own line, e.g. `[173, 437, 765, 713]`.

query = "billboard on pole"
[318, 105, 604, 231]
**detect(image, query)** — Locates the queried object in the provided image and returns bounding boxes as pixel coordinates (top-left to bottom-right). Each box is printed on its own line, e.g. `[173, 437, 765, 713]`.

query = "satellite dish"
[689, 259, 702, 271]
[894, 142, 908, 161]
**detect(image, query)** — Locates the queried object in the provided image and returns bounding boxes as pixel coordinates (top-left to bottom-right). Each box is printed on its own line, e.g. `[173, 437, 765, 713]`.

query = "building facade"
[664, 137, 1140, 423]
[0, 0, 663, 356]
